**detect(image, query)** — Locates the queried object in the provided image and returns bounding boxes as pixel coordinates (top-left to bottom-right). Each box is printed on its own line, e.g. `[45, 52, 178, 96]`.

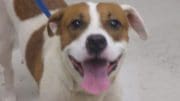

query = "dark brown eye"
[70, 19, 83, 29]
[108, 19, 121, 29]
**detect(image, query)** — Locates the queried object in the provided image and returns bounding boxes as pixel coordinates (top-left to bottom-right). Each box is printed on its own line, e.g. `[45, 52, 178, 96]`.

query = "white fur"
[1, 1, 50, 101]
[2, 0, 48, 61]
[39, 29, 105, 101]
[40, 31, 71, 101]
[0, 1, 147, 101]
[39, 2, 125, 101]
[65, 2, 127, 84]
[66, 2, 127, 62]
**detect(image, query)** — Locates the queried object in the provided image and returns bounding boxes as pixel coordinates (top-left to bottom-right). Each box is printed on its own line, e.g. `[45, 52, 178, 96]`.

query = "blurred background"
[0, 0, 180, 101]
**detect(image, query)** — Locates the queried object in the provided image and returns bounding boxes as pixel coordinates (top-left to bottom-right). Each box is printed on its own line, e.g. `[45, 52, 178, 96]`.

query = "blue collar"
[34, 0, 51, 18]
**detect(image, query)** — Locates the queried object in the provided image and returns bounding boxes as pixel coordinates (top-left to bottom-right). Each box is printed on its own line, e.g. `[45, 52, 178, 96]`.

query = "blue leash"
[34, 0, 51, 18]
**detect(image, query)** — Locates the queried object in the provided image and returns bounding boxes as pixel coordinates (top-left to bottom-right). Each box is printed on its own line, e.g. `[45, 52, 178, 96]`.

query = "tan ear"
[47, 10, 63, 36]
[121, 4, 148, 40]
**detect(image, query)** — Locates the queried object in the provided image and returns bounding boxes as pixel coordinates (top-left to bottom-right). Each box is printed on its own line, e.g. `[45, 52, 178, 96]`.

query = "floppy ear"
[47, 10, 63, 36]
[121, 4, 148, 40]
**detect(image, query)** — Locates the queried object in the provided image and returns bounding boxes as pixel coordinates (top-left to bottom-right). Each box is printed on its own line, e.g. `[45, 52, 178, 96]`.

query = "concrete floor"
[0, 0, 180, 101]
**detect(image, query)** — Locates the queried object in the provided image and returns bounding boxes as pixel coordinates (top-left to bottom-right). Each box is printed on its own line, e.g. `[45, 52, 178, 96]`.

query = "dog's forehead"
[97, 3, 128, 25]
[62, 3, 89, 19]
[62, 2, 128, 27]
[59, 2, 129, 49]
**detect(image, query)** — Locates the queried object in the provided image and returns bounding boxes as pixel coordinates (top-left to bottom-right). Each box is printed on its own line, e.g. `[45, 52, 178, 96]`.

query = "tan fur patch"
[97, 3, 129, 41]
[14, 0, 67, 20]
[25, 26, 45, 85]
[48, 3, 90, 49]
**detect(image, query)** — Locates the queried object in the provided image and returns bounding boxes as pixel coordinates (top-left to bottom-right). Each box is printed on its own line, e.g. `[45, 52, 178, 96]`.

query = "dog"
[0, 0, 147, 101]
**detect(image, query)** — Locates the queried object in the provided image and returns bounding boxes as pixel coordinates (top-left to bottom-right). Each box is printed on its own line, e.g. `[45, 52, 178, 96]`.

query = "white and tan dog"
[0, 0, 147, 101]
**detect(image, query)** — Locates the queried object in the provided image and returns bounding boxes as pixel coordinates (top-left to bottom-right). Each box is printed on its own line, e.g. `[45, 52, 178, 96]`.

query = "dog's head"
[47, 2, 147, 95]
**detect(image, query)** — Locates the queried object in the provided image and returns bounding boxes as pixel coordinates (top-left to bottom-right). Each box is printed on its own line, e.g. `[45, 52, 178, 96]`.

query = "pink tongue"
[81, 61, 110, 95]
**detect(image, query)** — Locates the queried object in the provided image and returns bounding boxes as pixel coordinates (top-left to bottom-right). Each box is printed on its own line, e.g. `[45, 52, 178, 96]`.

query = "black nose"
[86, 34, 107, 55]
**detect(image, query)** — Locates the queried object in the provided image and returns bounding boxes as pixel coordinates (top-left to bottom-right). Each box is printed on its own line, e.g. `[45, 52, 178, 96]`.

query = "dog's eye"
[108, 19, 121, 29]
[70, 19, 83, 29]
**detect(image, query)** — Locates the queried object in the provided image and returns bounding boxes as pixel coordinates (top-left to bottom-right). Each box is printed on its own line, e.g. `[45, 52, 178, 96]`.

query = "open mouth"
[68, 55, 122, 95]
[69, 55, 122, 76]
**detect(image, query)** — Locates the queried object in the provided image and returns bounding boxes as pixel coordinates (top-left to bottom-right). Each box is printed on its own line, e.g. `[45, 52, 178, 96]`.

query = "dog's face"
[47, 2, 147, 95]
